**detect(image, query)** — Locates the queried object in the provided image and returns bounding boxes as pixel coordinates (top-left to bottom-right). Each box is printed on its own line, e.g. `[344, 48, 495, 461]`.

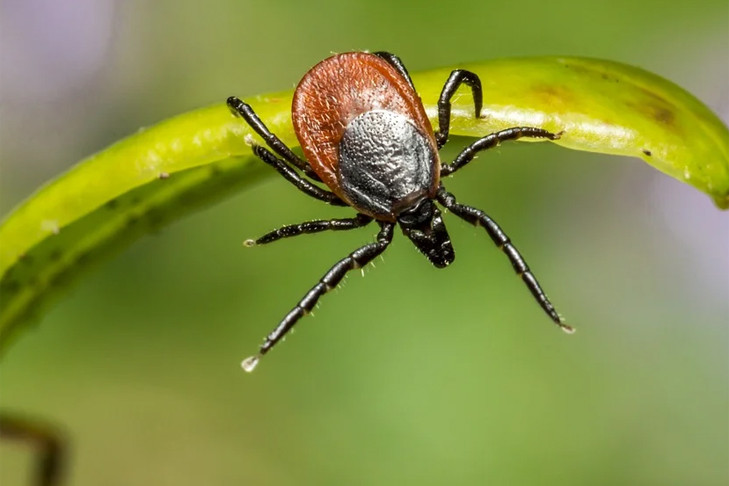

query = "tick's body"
[293, 53, 440, 220]
[227, 51, 573, 371]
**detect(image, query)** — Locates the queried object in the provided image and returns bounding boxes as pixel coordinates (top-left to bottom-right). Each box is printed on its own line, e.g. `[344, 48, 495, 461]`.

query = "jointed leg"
[436, 70, 483, 149]
[245, 213, 373, 246]
[440, 127, 561, 177]
[436, 187, 573, 333]
[241, 222, 396, 371]
[226, 96, 321, 181]
[373, 51, 416, 90]
[253, 145, 347, 206]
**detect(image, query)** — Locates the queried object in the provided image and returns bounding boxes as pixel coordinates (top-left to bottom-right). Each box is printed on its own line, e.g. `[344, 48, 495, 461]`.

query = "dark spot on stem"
[532, 84, 573, 109]
[125, 215, 140, 228]
[76, 251, 91, 265]
[642, 149, 652, 156]
[648, 105, 675, 125]
[18, 254, 33, 266]
[631, 87, 678, 129]
[1, 279, 21, 294]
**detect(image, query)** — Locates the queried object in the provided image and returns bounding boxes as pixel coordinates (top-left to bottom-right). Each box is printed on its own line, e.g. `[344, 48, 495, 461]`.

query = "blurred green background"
[1, 0, 727, 484]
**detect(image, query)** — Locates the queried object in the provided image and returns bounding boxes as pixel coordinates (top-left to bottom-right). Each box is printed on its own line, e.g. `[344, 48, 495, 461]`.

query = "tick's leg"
[373, 51, 416, 90]
[253, 145, 347, 206]
[440, 127, 560, 177]
[245, 214, 373, 246]
[436, 187, 573, 333]
[0, 412, 65, 486]
[435, 70, 483, 149]
[226, 96, 321, 181]
[241, 222, 395, 371]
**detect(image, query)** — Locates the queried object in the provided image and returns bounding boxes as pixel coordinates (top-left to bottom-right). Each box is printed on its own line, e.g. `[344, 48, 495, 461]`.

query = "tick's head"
[397, 198, 454, 268]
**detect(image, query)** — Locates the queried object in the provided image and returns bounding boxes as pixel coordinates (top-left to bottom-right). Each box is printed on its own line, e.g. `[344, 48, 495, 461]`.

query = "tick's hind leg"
[252, 145, 347, 206]
[436, 187, 573, 333]
[245, 214, 373, 246]
[226, 96, 321, 181]
[241, 222, 395, 372]
[440, 127, 560, 177]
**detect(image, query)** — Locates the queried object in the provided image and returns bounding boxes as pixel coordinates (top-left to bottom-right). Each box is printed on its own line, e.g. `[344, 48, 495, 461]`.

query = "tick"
[227, 51, 573, 371]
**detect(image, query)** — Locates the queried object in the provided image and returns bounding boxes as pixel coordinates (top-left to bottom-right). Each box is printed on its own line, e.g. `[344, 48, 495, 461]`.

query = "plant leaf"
[1, 56, 727, 350]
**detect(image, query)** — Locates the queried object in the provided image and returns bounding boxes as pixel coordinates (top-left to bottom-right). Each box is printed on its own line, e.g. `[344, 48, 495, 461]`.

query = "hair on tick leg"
[561, 323, 576, 334]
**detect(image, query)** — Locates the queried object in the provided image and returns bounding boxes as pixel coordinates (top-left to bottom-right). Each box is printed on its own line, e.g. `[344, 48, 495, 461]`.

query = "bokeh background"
[1, 1, 727, 485]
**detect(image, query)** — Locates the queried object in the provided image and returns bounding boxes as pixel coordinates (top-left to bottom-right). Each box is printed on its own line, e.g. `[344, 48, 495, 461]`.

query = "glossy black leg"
[226, 96, 322, 181]
[436, 187, 573, 333]
[373, 51, 416, 90]
[253, 145, 347, 206]
[440, 127, 560, 177]
[241, 222, 395, 371]
[435, 70, 483, 149]
[246, 214, 373, 246]
[0, 413, 65, 486]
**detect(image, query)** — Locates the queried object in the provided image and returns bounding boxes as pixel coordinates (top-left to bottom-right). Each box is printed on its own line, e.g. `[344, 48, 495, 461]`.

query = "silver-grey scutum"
[337, 110, 437, 218]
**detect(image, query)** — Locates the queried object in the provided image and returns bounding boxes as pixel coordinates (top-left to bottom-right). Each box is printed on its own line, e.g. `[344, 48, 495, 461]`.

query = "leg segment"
[253, 145, 347, 206]
[226, 96, 321, 181]
[373, 51, 416, 90]
[0, 412, 65, 486]
[241, 222, 395, 371]
[436, 187, 573, 333]
[436, 70, 483, 149]
[440, 127, 560, 177]
[246, 214, 373, 246]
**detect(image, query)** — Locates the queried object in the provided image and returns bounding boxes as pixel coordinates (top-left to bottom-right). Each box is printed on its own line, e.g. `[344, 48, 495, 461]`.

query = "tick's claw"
[241, 354, 261, 372]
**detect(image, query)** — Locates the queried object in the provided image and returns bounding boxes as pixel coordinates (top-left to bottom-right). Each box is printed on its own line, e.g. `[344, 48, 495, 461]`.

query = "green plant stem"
[1, 56, 727, 350]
